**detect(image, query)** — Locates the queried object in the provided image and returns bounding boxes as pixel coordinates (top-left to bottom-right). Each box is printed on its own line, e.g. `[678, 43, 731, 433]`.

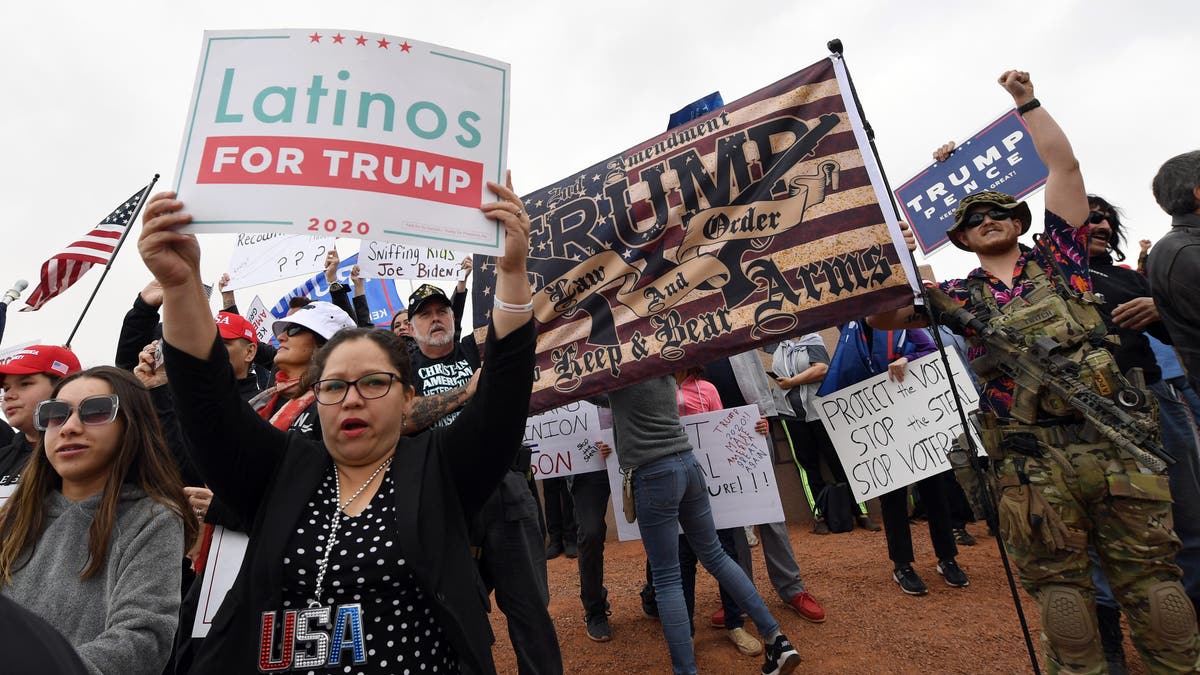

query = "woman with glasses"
[138, 175, 534, 674]
[0, 366, 196, 674]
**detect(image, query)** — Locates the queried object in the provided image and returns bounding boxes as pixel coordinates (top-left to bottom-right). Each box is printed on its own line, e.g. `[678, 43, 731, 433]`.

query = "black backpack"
[817, 482, 855, 533]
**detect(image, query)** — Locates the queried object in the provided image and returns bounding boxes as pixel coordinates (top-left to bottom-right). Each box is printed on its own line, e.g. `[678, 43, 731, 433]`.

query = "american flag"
[23, 186, 151, 311]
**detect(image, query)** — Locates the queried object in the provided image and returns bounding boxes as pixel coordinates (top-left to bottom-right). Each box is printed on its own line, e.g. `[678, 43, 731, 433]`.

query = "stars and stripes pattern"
[23, 186, 151, 311]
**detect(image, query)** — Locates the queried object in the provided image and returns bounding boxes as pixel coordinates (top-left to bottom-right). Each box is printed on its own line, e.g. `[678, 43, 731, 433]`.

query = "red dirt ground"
[488, 522, 1149, 674]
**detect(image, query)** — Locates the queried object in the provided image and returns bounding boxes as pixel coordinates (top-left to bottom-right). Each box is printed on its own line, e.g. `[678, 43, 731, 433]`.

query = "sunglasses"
[963, 208, 1014, 229]
[276, 324, 313, 339]
[1087, 212, 1110, 225]
[34, 394, 121, 431]
[312, 372, 401, 405]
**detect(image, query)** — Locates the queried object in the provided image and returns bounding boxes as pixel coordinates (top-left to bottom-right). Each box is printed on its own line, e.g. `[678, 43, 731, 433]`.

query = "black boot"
[1096, 604, 1127, 675]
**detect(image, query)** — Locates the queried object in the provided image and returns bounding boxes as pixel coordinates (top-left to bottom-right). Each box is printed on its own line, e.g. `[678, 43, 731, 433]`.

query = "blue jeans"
[633, 451, 779, 675]
[1151, 379, 1200, 603]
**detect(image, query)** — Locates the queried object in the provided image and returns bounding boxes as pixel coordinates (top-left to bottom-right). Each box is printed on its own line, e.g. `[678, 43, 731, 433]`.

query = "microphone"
[2, 279, 28, 306]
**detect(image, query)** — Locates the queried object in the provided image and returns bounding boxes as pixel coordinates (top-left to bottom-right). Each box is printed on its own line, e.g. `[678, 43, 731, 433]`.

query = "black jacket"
[164, 320, 535, 674]
[1088, 252, 1172, 385]
[1148, 214, 1200, 393]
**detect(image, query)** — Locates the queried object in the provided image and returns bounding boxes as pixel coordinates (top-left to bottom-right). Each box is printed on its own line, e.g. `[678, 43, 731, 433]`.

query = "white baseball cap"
[271, 301, 355, 342]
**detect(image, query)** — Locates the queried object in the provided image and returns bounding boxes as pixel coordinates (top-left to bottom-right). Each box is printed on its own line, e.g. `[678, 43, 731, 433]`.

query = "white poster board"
[225, 233, 334, 290]
[524, 401, 606, 479]
[191, 526, 250, 638]
[172, 29, 510, 255]
[815, 351, 981, 503]
[607, 405, 784, 542]
[358, 240, 463, 281]
[244, 296, 274, 343]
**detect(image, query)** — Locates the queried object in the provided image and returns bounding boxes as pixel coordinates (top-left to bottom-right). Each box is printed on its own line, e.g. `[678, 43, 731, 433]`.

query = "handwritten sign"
[357, 240, 463, 281]
[172, 29, 510, 254]
[523, 401, 606, 479]
[815, 351, 980, 502]
[606, 404, 784, 541]
[243, 295, 273, 343]
[893, 110, 1048, 255]
[224, 233, 334, 290]
[191, 526, 249, 638]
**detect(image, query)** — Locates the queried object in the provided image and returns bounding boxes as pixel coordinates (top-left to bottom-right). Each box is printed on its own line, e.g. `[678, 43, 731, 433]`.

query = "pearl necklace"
[309, 457, 394, 609]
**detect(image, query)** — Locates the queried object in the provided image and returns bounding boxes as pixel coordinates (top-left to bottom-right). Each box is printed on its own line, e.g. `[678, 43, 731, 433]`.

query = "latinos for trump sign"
[172, 29, 510, 254]
[473, 56, 919, 414]
[894, 109, 1048, 255]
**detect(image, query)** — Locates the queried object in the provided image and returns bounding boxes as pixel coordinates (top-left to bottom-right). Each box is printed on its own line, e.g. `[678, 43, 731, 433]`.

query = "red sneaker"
[788, 591, 826, 623]
[709, 607, 725, 629]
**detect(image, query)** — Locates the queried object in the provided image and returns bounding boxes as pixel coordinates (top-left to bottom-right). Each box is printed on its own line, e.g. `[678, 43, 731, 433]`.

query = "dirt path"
[488, 522, 1148, 673]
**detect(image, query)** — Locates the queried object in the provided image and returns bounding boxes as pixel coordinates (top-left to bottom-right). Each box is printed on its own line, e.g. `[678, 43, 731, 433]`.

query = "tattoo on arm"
[407, 385, 472, 433]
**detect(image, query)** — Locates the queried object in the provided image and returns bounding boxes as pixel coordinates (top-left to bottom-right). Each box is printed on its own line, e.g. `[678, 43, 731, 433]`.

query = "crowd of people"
[1, 67, 1200, 675]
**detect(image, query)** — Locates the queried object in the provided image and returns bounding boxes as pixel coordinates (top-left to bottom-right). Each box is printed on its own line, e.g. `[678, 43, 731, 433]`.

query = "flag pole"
[65, 174, 160, 348]
[828, 40, 1041, 673]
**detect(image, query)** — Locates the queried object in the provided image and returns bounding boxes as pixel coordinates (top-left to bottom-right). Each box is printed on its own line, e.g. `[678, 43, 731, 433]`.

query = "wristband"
[1017, 98, 1041, 116]
[494, 296, 534, 313]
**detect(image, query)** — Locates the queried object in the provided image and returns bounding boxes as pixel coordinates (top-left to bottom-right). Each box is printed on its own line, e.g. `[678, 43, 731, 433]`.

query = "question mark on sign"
[276, 257, 287, 272]
[294, 251, 304, 268]
[313, 245, 327, 264]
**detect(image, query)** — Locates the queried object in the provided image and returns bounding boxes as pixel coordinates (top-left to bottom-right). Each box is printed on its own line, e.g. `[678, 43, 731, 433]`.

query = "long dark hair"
[1088, 194, 1128, 262]
[0, 367, 197, 582]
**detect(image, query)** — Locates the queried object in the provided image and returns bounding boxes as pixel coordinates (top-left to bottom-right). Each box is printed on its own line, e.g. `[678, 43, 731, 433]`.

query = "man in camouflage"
[871, 70, 1200, 673]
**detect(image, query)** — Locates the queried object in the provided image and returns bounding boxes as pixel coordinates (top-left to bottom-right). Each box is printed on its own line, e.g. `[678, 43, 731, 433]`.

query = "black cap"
[407, 283, 451, 318]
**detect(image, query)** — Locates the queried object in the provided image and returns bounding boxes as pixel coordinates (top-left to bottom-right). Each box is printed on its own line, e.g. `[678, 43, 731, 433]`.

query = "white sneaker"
[745, 525, 759, 547]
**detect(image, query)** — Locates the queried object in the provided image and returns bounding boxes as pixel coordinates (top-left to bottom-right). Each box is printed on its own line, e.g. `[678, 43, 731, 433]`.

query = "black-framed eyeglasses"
[34, 395, 121, 431]
[312, 372, 402, 405]
[276, 324, 313, 339]
[1087, 212, 1110, 225]
[963, 208, 1013, 229]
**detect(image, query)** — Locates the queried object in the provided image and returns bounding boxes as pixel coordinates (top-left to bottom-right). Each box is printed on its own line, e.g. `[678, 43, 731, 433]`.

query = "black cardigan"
[164, 320, 535, 674]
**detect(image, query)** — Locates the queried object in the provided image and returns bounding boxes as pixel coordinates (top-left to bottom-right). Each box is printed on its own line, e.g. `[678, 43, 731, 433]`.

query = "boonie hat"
[271, 301, 355, 342]
[216, 312, 257, 342]
[407, 284, 451, 319]
[0, 345, 81, 378]
[946, 190, 1033, 251]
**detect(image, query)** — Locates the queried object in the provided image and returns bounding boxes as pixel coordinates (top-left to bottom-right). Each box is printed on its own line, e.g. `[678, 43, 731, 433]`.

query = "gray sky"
[2, 0, 1196, 371]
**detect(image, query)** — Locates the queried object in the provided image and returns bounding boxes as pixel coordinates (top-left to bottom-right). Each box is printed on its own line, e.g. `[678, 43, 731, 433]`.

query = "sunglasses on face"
[963, 208, 1014, 229]
[1087, 212, 1110, 225]
[34, 394, 121, 431]
[312, 372, 402, 405]
[277, 324, 313, 339]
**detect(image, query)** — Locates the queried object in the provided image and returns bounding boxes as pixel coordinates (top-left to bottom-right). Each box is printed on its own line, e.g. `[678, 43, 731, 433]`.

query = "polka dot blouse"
[280, 464, 460, 674]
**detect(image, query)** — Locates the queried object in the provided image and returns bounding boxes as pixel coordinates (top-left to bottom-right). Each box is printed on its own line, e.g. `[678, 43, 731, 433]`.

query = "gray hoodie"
[2, 486, 183, 675]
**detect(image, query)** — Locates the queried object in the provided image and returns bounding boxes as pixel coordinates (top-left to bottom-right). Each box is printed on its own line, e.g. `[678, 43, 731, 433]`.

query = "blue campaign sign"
[893, 110, 1048, 255]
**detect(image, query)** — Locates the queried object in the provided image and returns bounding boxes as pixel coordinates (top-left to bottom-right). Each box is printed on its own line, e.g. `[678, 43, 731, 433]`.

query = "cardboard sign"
[524, 401, 607, 479]
[894, 110, 1048, 254]
[173, 29, 510, 254]
[357, 240, 464, 281]
[815, 351, 980, 502]
[225, 233, 335, 290]
[606, 405, 784, 541]
[244, 295, 274, 343]
[191, 526, 250, 638]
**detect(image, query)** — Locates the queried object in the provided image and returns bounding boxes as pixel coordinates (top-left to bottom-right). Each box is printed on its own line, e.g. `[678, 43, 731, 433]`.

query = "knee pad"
[1039, 585, 1102, 665]
[1147, 581, 1198, 646]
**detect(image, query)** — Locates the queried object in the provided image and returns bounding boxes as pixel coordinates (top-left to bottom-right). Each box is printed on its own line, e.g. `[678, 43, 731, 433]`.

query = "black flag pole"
[65, 174, 160, 349]
[827, 40, 1042, 674]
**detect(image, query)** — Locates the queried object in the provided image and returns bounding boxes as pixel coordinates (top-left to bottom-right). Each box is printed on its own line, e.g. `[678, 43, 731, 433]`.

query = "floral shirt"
[936, 210, 1090, 418]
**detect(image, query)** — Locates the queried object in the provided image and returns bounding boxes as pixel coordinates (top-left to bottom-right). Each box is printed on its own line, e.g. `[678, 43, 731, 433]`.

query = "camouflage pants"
[990, 424, 1200, 674]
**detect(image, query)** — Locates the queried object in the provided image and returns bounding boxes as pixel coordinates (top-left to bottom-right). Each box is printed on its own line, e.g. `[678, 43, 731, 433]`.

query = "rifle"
[925, 286, 1174, 473]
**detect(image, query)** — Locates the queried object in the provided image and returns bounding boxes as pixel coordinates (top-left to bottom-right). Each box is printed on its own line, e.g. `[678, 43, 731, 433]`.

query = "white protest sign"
[524, 401, 606, 479]
[606, 405, 784, 542]
[815, 351, 980, 503]
[358, 240, 463, 281]
[173, 29, 510, 255]
[224, 233, 334, 290]
[191, 526, 250, 638]
[244, 296, 274, 343]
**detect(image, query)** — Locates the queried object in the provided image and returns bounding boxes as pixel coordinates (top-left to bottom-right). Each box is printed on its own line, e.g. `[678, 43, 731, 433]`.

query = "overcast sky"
[1, 0, 1196, 372]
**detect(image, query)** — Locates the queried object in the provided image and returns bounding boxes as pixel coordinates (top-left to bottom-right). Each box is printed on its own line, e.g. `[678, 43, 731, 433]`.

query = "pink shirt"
[675, 376, 723, 416]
